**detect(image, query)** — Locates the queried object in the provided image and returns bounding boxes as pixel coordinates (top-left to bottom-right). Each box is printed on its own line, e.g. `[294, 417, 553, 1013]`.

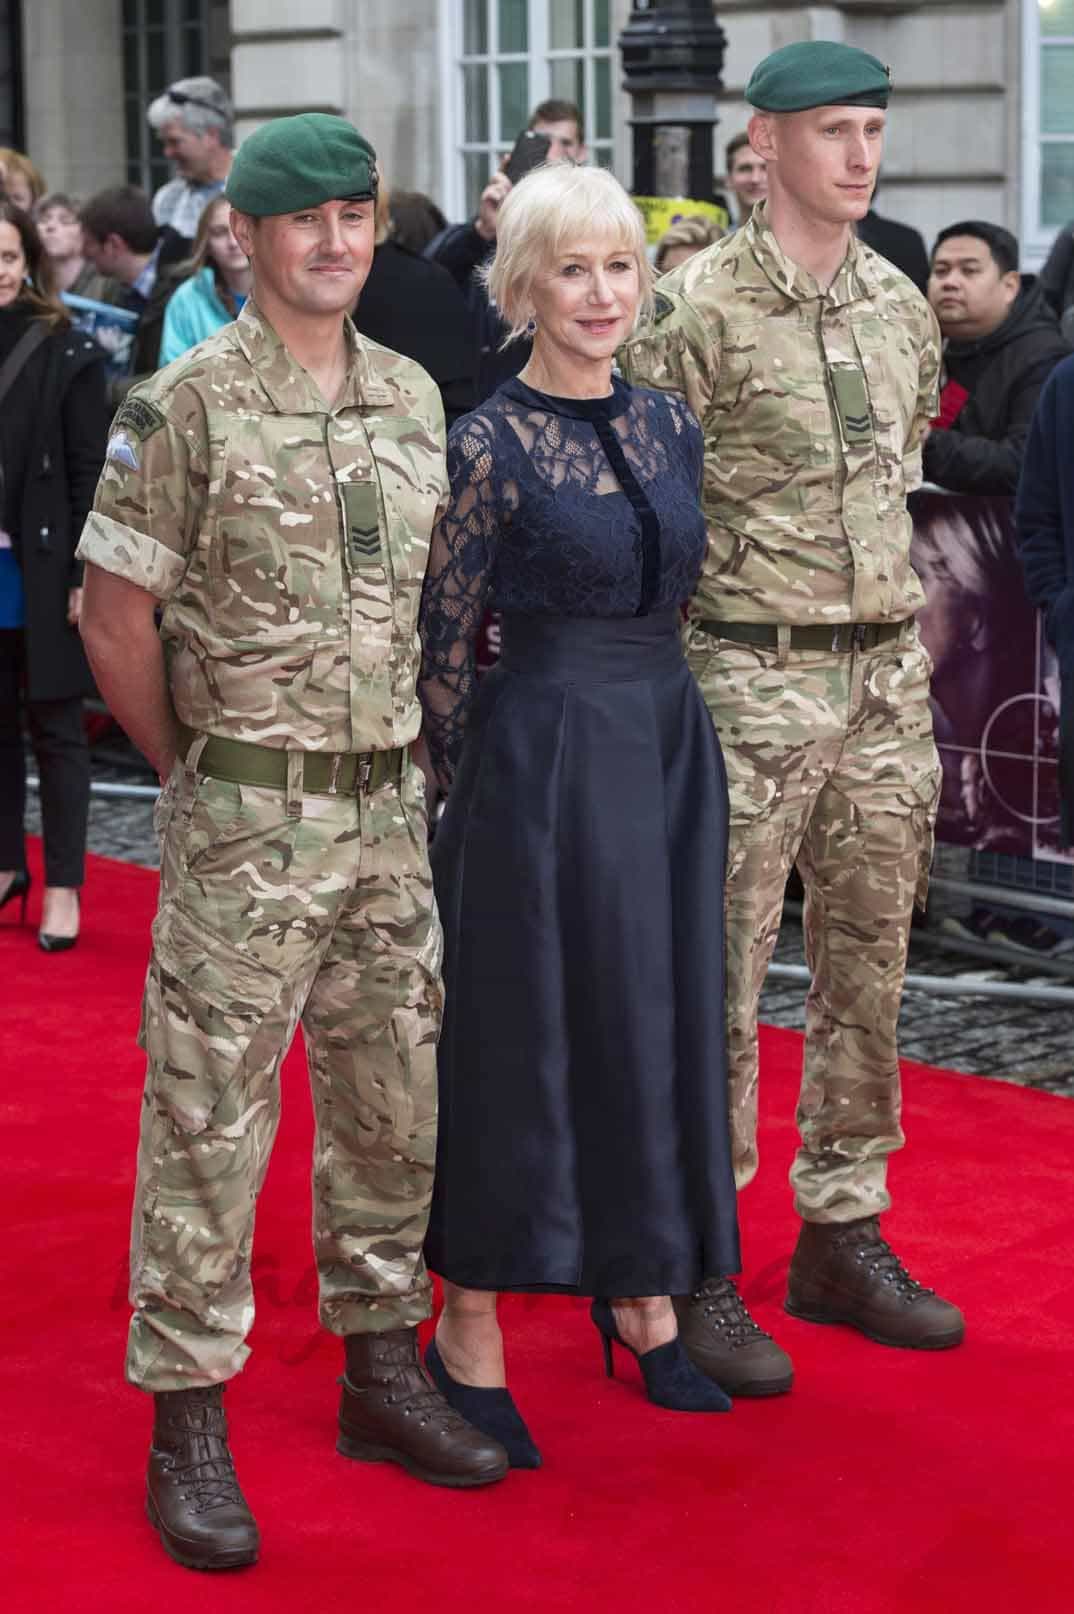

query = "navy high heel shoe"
[591, 1299, 732, 1412]
[0, 869, 30, 926]
[424, 1337, 542, 1469]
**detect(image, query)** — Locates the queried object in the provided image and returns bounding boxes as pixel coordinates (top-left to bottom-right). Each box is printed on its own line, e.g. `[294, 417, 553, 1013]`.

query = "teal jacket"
[159, 268, 244, 366]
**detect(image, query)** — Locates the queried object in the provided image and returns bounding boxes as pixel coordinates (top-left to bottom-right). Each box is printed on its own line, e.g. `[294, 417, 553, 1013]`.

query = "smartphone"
[504, 130, 552, 185]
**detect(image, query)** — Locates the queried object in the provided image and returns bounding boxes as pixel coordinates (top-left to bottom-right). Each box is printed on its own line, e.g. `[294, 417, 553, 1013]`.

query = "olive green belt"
[176, 724, 405, 796]
[696, 618, 909, 654]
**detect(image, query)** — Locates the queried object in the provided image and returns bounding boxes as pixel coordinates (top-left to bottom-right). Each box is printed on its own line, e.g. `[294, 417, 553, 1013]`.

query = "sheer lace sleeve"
[418, 412, 501, 793]
[661, 389, 705, 500]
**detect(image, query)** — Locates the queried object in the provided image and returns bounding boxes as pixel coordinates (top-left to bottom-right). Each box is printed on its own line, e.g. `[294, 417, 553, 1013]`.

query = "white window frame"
[438, 0, 614, 222]
[1021, 0, 1074, 267]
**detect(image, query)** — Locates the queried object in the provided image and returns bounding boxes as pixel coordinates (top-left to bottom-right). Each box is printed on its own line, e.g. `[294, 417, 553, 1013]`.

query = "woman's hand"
[66, 586, 83, 625]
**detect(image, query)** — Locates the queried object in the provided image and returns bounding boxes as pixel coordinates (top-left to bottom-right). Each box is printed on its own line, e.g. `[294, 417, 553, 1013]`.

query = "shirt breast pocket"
[853, 320, 920, 489]
[211, 431, 345, 644]
[367, 437, 441, 592]
[718, 322, 833, 472]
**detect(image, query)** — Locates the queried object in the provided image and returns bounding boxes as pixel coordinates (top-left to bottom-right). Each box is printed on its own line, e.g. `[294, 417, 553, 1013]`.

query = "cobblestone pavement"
[28, 744, 1074, 1098]
[762, 923, 1074, 1096]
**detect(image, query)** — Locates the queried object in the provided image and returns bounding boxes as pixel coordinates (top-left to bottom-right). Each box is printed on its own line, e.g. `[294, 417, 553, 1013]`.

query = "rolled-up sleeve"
[77, 387, 209, 600]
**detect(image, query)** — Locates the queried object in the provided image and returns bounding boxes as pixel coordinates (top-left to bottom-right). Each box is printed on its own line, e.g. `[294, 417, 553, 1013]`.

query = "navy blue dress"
[418, 375, 740, 1296]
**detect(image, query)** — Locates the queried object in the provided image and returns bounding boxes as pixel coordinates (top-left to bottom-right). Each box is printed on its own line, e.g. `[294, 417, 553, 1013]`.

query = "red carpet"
[3, 844, 1074, 1613]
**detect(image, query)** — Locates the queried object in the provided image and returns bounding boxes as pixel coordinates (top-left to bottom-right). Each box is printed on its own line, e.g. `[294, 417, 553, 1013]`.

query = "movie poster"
[910, 488, 1070, 862]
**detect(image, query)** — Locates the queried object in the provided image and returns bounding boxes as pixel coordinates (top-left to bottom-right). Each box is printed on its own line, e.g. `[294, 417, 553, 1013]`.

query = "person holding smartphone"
[427, 98, 587, 401]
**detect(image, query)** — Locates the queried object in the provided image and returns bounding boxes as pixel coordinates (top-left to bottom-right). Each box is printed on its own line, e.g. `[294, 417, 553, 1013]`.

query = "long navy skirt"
[426, 608, 741, 1296]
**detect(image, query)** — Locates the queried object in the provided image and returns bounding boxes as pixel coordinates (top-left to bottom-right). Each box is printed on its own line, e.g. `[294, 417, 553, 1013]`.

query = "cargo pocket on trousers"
[152, 764, 180, 844]
[910, 767, 942, 912]
[138, 901, 285, 1135]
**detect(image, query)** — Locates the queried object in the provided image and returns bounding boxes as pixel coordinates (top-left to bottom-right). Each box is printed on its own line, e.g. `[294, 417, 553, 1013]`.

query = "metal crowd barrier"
[30, 480, 1074, 1005]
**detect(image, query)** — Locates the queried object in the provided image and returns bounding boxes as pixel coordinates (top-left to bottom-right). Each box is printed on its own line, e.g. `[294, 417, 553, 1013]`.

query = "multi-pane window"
[1026, 0, 1074, 257]
[122, 0, 212, 193]
[0, 0, 22, 150]
[451, 0, 614, 218]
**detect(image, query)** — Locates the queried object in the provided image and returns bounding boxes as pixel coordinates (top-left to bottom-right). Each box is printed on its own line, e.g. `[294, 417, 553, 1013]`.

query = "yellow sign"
[633, 195, 730, 246]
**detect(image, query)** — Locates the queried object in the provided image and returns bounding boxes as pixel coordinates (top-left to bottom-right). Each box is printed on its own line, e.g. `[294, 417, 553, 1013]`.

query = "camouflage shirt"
[78, 298, 448, 751]
[620, 204, 941, 625]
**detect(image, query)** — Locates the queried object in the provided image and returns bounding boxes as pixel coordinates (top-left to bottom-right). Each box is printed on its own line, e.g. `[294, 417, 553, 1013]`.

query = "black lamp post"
[619, 0, 727, 222]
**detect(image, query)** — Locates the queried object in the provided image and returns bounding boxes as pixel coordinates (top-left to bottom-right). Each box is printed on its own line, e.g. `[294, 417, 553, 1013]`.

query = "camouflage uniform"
[622, 205, 942, 1223]
[78, 300, 448, 1390]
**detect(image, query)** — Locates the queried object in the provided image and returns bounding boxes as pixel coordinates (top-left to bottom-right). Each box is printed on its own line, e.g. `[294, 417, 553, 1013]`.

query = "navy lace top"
[417, 374, 706, 790]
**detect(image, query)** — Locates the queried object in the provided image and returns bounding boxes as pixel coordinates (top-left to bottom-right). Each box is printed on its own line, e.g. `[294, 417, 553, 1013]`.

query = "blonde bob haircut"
[485, 163, 654, 345]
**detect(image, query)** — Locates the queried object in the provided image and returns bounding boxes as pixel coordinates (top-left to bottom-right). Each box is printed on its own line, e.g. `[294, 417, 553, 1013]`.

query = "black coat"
[1015, 353, 1074, 840]
[426, 221, 530, 403]
[923, 280, 1070, 496]
[1016, 354, 1074, 671]
[6, 321, 109, 701]
[1039, 223, 1074, 319]
[353, 242, 477, 426]
[857, 209, 930, 293]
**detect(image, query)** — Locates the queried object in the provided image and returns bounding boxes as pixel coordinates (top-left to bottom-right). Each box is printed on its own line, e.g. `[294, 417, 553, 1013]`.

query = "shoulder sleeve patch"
[105, 428, 141, 470]
[112, 397, 167, 443]
[652, 292, 676, 325]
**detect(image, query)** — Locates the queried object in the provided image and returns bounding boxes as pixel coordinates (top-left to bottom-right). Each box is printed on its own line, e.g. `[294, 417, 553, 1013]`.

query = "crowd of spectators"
[7, 78, 1070, 488]
[4, 74, 1074, 953]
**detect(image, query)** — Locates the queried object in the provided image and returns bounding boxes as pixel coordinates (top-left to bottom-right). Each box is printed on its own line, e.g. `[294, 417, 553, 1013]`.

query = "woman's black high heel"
[0, 869, 31, 926]
[425, 1337, 542, 1469]
[591, 1298, 732, 1412]
[38, 889, 79, 953]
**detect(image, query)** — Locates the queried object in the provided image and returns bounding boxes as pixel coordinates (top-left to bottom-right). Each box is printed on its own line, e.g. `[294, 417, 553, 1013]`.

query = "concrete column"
[343, 0, 443, 199]
[230, 0, 345, 142]
[230, 0, 443, 199]
[21, 0, 125, 197]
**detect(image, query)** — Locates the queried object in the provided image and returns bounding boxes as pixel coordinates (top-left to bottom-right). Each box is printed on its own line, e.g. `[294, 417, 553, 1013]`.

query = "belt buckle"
[357, 754, 373, 795]
[831, 625, 848, 653]
[327, 753, 345, 794]
[853, 624, 868, 651]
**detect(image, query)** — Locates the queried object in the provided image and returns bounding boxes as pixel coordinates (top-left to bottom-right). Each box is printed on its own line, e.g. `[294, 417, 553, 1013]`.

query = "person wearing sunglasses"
[147, 77, 234, 249]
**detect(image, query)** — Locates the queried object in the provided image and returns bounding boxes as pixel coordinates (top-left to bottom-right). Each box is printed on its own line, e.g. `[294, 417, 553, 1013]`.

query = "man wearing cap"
[78, 113, 509, 1573]
[622, 41, 963, 1396]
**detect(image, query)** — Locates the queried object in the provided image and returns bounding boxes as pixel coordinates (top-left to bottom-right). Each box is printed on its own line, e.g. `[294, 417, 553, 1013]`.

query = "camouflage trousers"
[687, 620, 941, 1224]
[126, 750, 442, 1392]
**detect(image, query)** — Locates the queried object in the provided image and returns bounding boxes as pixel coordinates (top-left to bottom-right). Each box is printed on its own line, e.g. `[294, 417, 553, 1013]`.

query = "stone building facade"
[7, 2, 1069, 268]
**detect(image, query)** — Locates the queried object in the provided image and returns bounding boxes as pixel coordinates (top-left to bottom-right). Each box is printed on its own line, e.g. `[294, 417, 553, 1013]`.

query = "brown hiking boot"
[674, 1277, 794, 1396]
[146, 1385, 259, 1571]
[338, 1328, 509, 1488]
[785, 1217, 965, 1349]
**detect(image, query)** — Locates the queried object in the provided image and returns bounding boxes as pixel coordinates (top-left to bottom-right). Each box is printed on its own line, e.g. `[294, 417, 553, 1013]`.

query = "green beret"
[225, 113, 377, 218]
[746, 41, 892, 113]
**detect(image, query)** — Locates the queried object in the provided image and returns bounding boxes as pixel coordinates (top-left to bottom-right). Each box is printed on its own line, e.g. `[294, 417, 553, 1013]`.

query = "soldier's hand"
[66, 587, 83, 626]
[476, 172, 512, 242]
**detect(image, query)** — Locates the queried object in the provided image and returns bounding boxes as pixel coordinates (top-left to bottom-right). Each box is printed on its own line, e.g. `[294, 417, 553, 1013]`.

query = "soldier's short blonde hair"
[486, 164, 654, 344]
